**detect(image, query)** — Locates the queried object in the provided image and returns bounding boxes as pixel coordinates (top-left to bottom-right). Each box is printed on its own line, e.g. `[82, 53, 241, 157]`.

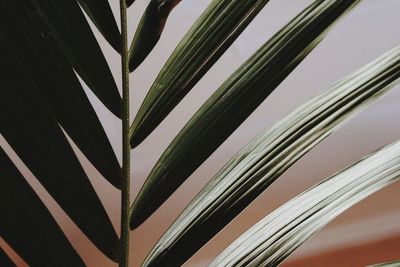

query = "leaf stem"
[119, 0, 130, 266]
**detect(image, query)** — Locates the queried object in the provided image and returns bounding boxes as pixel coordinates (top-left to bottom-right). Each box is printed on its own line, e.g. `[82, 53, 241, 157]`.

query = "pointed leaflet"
[129, 0, 181, 72]
[130, 0, 361, 229]
[140, 46, 400, 266]
[0, 5, 121, 189]
[129, 0, 273, 145]
[0, 37, 119, 261]
[210, 140, 400, 266]
[0, 149, 85, 267]
[2, 0, 122, 118]
[369, 261, 400, 267]
[0, 249, 15, 267]
[127, 0, 135, 7]
[77, 0, 121, 52]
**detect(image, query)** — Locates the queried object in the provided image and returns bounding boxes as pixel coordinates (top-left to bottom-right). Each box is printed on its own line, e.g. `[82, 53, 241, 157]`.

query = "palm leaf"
[0, 148, 85, 267]
[129, 0, 273, 146]
[369, 261, 400, 267]
[130, 0, 361, 228]
[139, 45, 400, 266]
[77, 0, 121, 52]
[129, 0, 181, 72]
[0, 249, 15, 267]
[1, 0, 122, 118]
[210, 140, 400, 266]
[127, 0, 135, 7]
[0, 39, 119, 261]
[0, 6, 121, 189]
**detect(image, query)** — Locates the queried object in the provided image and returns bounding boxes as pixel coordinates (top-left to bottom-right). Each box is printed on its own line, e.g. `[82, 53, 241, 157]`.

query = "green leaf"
[129, 0, 273, 146]
[0, 149, 85, 267]
[139, 46, 400, 266]
[0, 249, 15, 267]
[369, 261, 400, 267]
[0, 6, 121, 189]
[0, 37, 119, 261]
[127, 0, 135, 8]
[128, 0, 181, 72]
[2, 0, 122, 118]
[130, 0, 361, 229]
[77, 0, 121, 52]
[210, 140, 400, 266]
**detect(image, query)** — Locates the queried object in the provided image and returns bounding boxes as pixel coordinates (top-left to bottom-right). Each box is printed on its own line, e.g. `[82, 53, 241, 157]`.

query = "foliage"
[0, 0, 399, 266]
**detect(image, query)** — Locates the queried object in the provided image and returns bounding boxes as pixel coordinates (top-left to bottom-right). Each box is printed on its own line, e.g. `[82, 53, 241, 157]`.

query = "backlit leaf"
[210, 140, 400, 266]
[140, 45, 400, 266]
[130, 0, 361, 229]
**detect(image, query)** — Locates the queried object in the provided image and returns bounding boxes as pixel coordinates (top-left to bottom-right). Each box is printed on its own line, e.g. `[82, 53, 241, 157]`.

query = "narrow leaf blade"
[140, 46, 400, 266]
[129, 0, 273, 145]
[369, 261, 400, 267]
[127, 0, 135, 7]
[3, 0, 122, 118]
[77, 0, 121, 52]
[0, 249, 16, 267]
[210, 140, 400, 266]
[131, 0, 361, 229]
[128, 0, 181, 72]
[0, 6, 121, 189]
[0, 149, 85, 267]
[0, 39, 119, 261]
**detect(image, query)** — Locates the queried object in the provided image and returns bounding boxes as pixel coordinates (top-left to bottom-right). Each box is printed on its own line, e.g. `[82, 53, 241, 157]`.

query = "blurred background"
[1, 0, 400, 266]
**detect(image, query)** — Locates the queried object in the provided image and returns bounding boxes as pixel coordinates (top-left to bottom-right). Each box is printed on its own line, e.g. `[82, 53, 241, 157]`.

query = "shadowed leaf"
[129, 0, 273, 146]
[0, 5, 121, 189]
[139, 46, 400, 266]
[127, 0, 135, 7]
[0, 249, 15, 267]
[210, 140, 400, 266]
[0, 37, 119, 261]
[2, 0, 122, 118]
[129, 0, 181, 72]
[77, 0, 121, 52]
[130, 0, 361, 229]
[0, 149, 85, 267]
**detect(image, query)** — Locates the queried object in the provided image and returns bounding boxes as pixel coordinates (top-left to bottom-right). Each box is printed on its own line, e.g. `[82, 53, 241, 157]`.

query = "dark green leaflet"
[77, 0, 121, 52]
[0, 4, 121, 189]
[2, 0, 122, 118]
[128, 0, 181, 72]
[0, 37, 119, 261]
[0, 148, 85, 267]
[129, 0, 272, 146]
[130, 0, 361, 230]
[0, 249, 16, 267]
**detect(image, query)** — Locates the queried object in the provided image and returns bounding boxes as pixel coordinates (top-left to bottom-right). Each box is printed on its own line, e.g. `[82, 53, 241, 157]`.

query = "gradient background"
[1, 0, 400, 266]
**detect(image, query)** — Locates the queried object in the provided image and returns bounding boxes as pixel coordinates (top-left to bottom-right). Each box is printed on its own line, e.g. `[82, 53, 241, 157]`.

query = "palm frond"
[129, 0, 181, 72]
[0, 5, 121, 188]
[369, 260, 400, 267]
[1, 0, 122, 118]
[130, 0, 361, 229]
[139, 45, 400, 266]
[0, 39, 119, 261]
[77, 0, 121, 52]
[0, 249, 15, 267]
[129, 0, 274, 146]
[0, 148, 85, 267]
[210, 140, 400, 266]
